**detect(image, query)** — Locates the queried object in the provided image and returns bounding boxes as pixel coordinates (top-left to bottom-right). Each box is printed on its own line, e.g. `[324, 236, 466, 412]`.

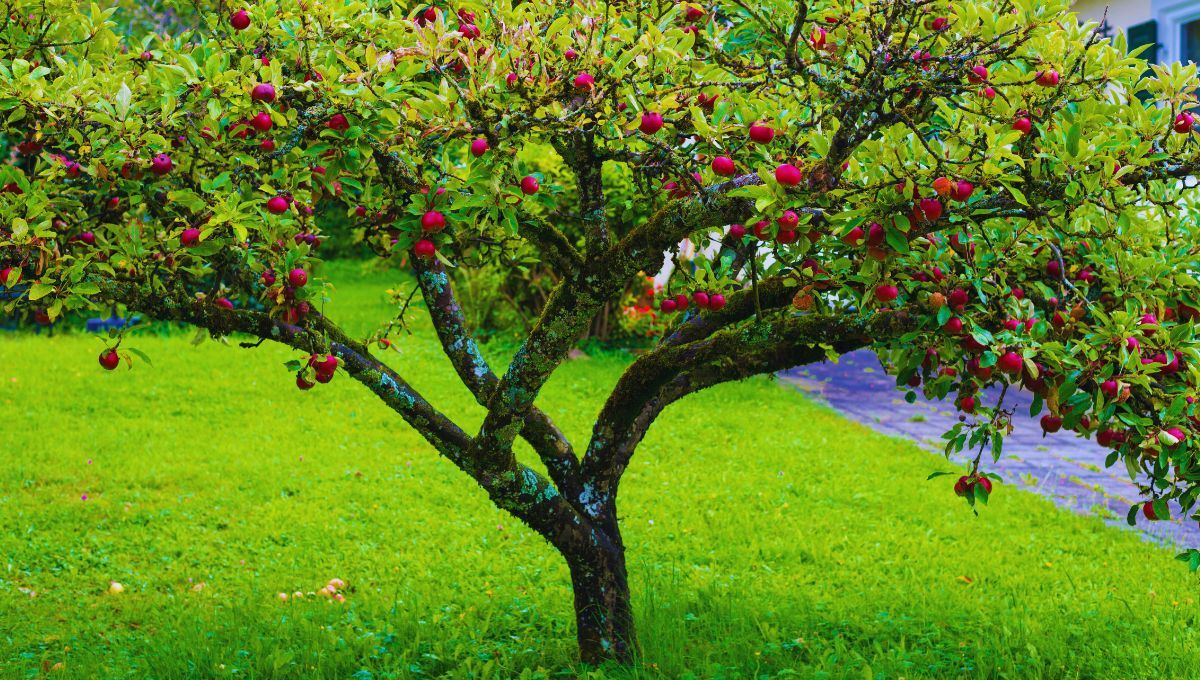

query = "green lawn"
[2, 262, 1199, 678]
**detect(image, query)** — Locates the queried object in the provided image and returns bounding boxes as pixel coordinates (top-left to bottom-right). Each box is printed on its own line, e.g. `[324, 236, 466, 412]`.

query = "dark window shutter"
[1128, 20, 1159, 63]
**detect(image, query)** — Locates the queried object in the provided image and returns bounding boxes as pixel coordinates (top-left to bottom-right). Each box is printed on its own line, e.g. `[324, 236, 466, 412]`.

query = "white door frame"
[1154, 0, 1200, 64]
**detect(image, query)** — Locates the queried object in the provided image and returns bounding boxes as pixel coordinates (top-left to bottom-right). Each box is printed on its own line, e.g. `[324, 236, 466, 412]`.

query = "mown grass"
[2, 261, 1199, 678]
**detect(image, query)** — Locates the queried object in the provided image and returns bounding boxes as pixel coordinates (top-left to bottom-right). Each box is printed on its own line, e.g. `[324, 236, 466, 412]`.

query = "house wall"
[1071, 0, 1152, 30]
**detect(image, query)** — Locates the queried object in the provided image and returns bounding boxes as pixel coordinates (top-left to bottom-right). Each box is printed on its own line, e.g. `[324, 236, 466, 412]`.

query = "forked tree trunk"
[566, 538, 636, 664]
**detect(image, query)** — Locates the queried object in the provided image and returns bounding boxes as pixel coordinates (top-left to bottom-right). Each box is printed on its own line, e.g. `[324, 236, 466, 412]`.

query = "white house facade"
[1072, 0, 1200, 65]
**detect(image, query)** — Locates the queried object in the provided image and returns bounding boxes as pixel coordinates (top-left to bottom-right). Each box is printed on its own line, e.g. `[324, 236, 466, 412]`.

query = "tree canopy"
[4, 0, 1200, 662]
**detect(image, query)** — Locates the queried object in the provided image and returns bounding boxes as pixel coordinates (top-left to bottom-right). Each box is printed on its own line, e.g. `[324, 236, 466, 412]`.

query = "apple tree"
[5, 0, 1200, 664]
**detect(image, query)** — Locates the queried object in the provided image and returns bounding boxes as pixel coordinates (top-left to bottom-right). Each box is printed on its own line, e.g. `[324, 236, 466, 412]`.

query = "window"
[1183, 18, 1200, 63]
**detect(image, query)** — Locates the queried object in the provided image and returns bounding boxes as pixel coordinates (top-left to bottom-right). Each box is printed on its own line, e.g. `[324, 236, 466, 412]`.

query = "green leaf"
[27, 283, 55, 301]
[115, 81, 132, 120]
[126, 347, 153, 366]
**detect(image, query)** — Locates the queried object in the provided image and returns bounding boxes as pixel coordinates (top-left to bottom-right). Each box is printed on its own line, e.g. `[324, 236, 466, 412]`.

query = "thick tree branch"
[412, 257, 583, 501]
[580, 308, 918, 507]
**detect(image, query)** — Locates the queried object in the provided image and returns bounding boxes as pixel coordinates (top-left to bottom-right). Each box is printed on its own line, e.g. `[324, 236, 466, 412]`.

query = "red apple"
[250, 111, 273, 132]
[573, 72, 595, 90]
[149, 154, 172, 176]
[775, 164, 803, 186]
[421, 210, 446, 232]
[251, 83, 276, 102]
[748, 124, 775, 143]
[1176, 112, 1195, 134]
[230, 9, 250, 30]
[711, 156, 735, 176]
[266, 196, 290, 214]
[639, 112, 664, 134]
[414, 239, 437, 258]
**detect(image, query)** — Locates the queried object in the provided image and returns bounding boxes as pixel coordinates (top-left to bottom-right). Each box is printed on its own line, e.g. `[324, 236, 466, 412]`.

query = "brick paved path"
[782, 349, 1199, 548]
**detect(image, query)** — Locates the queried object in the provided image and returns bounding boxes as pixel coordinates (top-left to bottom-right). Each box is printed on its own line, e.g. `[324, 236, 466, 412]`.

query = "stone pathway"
[781, 349, 1199, 548]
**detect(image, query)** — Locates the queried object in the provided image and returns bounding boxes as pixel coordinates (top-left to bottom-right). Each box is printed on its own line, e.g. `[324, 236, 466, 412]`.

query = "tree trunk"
[567, 540, 636, 665]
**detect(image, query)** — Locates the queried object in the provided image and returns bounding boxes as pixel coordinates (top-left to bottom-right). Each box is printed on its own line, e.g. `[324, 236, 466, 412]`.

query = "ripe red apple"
[1142, 501, 1158, 521]
[251, 83, 276, 102]
[692, 291, 710, 308]
[421, 210, 446, 232]
[775, 230, 799, 245]
[230, 9, 250, 30]
[250, 111, 273, 132]
[1040, 414, 1063, 433]
[947, 288, 968, 310]
[775, 164, 802, 186]
[459, 23, 480, 39]
[997, 351, 1022, 374]
[639, 112, 664, 134]
[708, 293, 726, 311]
[914, 197, 942, 222]
[260, 139, 276, 152]
[943, 317, 963, 335]
[842, 225, 865, 246]
[327, 113, 350, 131]
[777, 210, 800, 229]
[711, 156, 735, 176]
[748, 124, 774, 143]
[296, 373, 315, 390]
[288, 268, 308, 287]
[729, 223, 746, 239]
[958, 395, 976, 413]
[1012, 117, 1032, 135]
[660, 297, 677, 313]
[866, 222, 885, 247]
[954, 475, 971, 496]
[573, 72, 595, 90]
[181, 227, 201, 247]
[414, 239, 437, 258]
[981, 86, 997, 99]
[215, 297, 234, 310]
[1045, 260, 1061, 278]
[99, 349, 120, 370]
[506, 72, 519, 88]
[952, 180, 974, 201]
[1036, 70, 1060, 87]
[520, 176, 539, 195]
[266, 196, 290, 214]
[874, 283, 899, 302]
[1175, 112, 1195, 134]
[967, 64, 988, 83]
[470, 138, 489, 156]
[149, 153, 172, 176]
[80, 231, 96, 246]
